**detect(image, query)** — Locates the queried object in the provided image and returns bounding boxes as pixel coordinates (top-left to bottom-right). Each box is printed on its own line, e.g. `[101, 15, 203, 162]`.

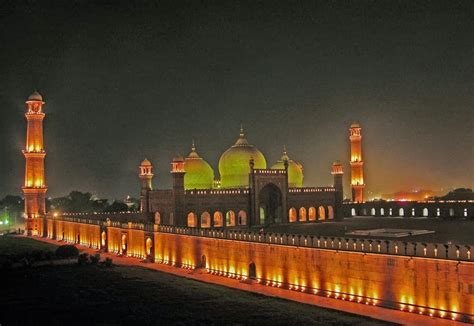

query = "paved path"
[30, 236, 466, 326]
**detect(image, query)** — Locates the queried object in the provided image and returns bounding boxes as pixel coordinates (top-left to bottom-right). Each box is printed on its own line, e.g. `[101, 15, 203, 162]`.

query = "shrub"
[104, 257, 113, 267]
[55, 245, 79, 258]
[90, 253, 100, 265]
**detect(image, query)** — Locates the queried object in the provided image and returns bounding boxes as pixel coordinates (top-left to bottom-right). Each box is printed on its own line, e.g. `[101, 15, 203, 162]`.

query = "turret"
[171, 156, 185, 226]
[139, 158, 154, 213]
[23, 91, 47, 236]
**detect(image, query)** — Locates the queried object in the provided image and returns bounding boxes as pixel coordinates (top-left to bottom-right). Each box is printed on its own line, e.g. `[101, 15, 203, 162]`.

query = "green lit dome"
[271, 148, 304, 187]
[184, 142, 215, 190]
[218, 128, 266, 188]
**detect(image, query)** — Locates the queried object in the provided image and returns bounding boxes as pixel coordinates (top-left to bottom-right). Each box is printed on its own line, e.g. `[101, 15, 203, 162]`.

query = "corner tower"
[349, 123, 365, 202]
[23, 91, 47, 236]
[139, 158, 154, 213]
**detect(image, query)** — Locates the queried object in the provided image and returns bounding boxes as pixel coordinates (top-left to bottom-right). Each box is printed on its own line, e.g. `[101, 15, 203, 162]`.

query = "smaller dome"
[271, 147, 304, 188]
[140, 158, 152, 166]
[28, 91, 43, 101]
[184, 142, 215, 189]
[172, 155, 184, 162]
[332, 160, 342, 166]
[350, 122, 360, 128]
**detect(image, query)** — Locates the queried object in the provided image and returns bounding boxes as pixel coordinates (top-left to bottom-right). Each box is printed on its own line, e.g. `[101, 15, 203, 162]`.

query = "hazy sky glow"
[1, 1, 473, 199]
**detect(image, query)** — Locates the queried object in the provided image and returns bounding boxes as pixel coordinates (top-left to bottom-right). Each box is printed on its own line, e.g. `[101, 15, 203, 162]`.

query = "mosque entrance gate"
[249, 164, 288, 226]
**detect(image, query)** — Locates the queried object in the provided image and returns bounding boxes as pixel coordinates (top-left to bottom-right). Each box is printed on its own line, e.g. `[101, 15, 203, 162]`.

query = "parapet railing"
[48, 215, 472, 262]
[289, 187, 336, 193]
[154, 225, 472, 262]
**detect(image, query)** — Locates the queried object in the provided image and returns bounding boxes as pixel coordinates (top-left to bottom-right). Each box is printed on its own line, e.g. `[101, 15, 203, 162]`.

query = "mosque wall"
[40, 217, 474, 323]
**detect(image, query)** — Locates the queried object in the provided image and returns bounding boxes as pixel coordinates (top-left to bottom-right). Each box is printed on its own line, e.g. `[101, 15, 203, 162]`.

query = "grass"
[0, 237, 393, 325]
[0, 235, 58, 256]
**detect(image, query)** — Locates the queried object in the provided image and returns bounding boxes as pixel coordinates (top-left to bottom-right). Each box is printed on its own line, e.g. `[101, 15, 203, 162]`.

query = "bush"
[90, 253, 100, 265]
[78, 253, 89, 265]
[55, 245, 79, 258]
[104, 257, 113, 267]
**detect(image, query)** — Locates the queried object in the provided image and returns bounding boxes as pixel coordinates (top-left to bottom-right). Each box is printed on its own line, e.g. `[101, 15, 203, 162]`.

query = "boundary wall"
[37, 216, 474, 323]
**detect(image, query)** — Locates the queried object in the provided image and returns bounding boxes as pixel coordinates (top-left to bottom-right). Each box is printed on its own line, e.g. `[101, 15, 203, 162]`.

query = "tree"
[105, 200, 129, 212]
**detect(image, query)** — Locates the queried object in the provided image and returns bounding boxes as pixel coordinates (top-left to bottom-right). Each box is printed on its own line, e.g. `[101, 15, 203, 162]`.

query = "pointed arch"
[226, 210, 236, 226]
[327, 206, 334, 219]
[238, 210, 247, 225]
[308, 207, 316, 221]
[299, 207, 307, 221]
[187, 212, 197, 227]
[318, 206, 326, 220]
[213, 211, 223, 227]
[201, 212, 211, 228]
[289, 208, 297, 222]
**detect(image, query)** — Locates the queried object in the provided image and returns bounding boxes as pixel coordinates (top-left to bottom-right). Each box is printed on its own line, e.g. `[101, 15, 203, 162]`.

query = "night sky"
[1, 1, 473, 200]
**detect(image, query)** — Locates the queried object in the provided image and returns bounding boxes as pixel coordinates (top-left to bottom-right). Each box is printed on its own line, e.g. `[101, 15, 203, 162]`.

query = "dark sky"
[1, 0, 473, 200]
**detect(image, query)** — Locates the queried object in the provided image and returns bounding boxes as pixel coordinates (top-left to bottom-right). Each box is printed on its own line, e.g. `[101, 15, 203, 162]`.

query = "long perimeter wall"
[38, 216, 474, 323]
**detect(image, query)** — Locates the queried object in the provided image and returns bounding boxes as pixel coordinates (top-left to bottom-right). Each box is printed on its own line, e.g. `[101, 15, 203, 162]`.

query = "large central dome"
[218, 127, 266, 188]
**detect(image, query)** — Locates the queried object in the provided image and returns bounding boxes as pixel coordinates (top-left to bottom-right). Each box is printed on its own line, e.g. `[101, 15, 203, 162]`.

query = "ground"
[0, 236, 392, 325]
[258, 217, 474, 245]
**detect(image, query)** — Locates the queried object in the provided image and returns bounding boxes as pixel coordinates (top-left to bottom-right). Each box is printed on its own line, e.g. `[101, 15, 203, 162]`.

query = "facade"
[140, 129, 344, 228]
[350, 123, 365, 203]
[23, 91, 47, 235]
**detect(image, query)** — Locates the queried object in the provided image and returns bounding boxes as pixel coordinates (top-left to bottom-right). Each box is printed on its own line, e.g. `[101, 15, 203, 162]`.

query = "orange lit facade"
[23, 91, 47, 235]
[350, 123, 365, 203]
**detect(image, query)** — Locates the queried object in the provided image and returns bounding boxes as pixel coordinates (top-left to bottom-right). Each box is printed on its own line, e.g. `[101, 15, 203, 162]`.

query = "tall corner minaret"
[139, 158, 154, 213]
[349, 122, 365, 203]
[23, 91, 47, 236]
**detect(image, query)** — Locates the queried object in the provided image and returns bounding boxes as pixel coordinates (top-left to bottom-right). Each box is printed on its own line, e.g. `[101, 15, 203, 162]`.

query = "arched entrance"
[258, 183, 283, 224]
[318, 206, 326, 220]
[201, 212, 211, 228]
[187, 212, 197, 227]
[145, 238, 153, 256]
[101, 231, 107, 247]
[121, 234, 127, 255]
[201, 255, 207, 268]
[289, 208, 297, 222]
[399, 208, 404, 217]
[351, 208, 356, 216]
[299, 207, 307, 222]
[248, 262, 256, 279]
[327, 206, 334, 219]
[226, 210, 236, 226]
[213, 211, 223, 227]
[308, 207, 316, 221]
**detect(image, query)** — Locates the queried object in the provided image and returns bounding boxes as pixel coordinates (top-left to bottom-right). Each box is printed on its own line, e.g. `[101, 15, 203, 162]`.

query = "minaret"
[331, 161, 344, 219]
[349, 123, 365, 202]
[139, 158, 154, 213]
[23, 91, 47, 236]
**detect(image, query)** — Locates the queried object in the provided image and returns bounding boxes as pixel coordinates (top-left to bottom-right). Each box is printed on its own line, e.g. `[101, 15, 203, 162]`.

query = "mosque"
[22, 91, 352, 233]
[139, 127, 344, 228]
